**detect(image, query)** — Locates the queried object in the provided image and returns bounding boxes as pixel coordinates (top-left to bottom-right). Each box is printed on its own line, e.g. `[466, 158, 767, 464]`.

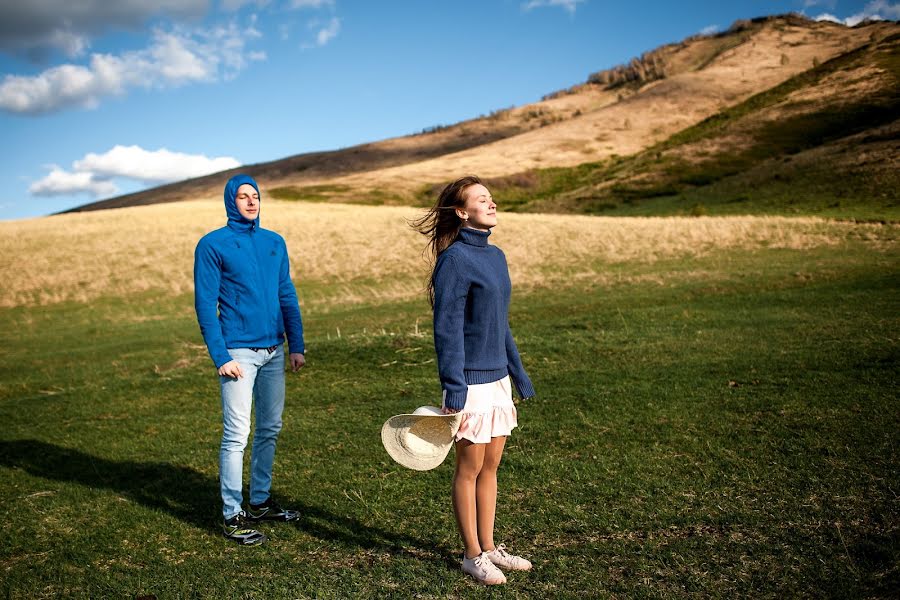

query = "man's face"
[235, 184, 259, 221]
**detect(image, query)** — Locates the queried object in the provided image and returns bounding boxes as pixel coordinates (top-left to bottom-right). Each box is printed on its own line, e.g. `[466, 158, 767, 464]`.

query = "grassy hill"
[65, 15, 900, 220]
[476, 32, 900, 220]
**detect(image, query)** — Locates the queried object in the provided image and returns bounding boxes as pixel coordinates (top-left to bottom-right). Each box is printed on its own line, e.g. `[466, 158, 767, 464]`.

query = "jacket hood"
[224, 174, 260, 230]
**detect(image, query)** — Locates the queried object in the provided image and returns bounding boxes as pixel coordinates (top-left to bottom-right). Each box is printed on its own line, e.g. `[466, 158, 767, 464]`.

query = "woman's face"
[457, 184, 497, 231]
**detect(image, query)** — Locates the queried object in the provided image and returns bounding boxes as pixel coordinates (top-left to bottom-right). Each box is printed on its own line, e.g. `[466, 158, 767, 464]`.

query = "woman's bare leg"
[452, 439, 486, 558]
[477, 435, 506, 551]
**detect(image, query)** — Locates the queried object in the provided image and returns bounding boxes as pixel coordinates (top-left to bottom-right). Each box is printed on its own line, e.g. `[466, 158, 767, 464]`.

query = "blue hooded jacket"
[194, 174, 305, 368]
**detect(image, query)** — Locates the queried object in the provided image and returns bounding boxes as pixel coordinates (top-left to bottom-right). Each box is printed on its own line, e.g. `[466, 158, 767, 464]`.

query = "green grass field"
[1, 230, 897, 598]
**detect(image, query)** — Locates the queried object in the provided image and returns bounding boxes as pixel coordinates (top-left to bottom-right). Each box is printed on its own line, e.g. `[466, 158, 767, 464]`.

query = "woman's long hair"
[410, 175, 482, 307]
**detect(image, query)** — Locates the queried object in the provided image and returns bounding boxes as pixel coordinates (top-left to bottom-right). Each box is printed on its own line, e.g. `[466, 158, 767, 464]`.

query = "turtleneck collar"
[457, 227, 491, 247]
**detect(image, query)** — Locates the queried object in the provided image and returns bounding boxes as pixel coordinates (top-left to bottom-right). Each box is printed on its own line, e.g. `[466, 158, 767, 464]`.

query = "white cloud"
[221, 0, 270, 10]
[283, 0, 335, 42]
[854, 0, 900, 20]
[803, 0, 836, 8]
[0, 0, 208, 58]
[522, 0, 586, 14]
[814, 0, 900, 25]
[0, 24, 264, 115]
[29, 166, 118, 197]
[814, 12, 843, 23]
[75, 145, 241, 183]
[44, 30, 90, 58]
[316, 18, 341, 46]
[290, 0, 335, 8]
[699, 24, 720, 35]
[30, 145, 241, 198]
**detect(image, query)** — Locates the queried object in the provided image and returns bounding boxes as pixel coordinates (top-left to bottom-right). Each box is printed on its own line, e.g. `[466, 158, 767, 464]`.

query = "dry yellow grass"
[1, 200, 896, 310]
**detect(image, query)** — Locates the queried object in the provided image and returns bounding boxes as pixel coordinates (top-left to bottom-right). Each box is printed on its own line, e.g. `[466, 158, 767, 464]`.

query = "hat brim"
[381, 410, 462, 471]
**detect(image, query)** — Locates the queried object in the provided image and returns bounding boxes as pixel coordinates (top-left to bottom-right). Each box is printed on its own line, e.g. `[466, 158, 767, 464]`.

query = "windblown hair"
[410, 175, 482, 307]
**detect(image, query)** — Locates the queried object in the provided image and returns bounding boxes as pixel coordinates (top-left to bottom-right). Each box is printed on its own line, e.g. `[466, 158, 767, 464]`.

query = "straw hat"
[381, 406, 463, 471]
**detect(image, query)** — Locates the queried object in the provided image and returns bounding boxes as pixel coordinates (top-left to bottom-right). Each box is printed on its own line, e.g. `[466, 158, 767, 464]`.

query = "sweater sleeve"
[194, 239, 232, 369]
[278, 240, 305, 354]
[433, 254, 469, 410]
[505, 326, 535, 399]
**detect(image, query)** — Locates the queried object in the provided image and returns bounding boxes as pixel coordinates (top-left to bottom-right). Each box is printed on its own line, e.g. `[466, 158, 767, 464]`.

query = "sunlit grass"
[2, 199, 894, 308]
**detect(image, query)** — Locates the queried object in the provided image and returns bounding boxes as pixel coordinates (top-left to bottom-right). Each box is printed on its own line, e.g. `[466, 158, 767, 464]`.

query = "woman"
[413, 175, 535, 585]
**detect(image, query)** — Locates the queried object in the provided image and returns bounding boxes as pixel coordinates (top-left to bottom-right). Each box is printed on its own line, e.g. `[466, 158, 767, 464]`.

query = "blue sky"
[1, 0, 894, 220]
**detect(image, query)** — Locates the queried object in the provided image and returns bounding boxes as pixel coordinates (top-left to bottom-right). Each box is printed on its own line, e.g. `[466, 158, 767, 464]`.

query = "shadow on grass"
[0, 439, 456, 568]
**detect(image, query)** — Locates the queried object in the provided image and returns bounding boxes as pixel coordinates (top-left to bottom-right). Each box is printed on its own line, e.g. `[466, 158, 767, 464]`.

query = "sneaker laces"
[490, 544, 529, 568]
[225, 512, 251, 531]
[473, 553, 500, 575]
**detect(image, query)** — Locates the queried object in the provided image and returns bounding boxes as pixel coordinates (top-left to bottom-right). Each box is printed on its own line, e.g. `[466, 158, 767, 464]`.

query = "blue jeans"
[219, 345, 285, 519]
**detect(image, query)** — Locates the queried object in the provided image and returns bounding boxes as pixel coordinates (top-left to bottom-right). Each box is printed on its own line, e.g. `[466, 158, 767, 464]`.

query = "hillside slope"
[66, 15, 899, 217]
[481, 31, 900, 220]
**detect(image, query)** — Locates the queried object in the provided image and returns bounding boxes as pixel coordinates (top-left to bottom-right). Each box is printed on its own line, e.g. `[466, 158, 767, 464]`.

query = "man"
[194, 173, 306, 545]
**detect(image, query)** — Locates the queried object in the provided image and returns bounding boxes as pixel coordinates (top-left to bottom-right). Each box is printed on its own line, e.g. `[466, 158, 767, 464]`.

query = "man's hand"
[218, 360, 244, 379]
[289, 353, 306, 372]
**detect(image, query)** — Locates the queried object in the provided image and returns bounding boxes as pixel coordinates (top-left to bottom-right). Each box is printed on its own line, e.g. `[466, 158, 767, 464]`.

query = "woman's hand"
[441, 406, 460, 415]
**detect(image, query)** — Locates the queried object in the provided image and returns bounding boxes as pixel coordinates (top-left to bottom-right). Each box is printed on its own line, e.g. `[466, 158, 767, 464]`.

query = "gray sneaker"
[486, 544, 532, 571]
[462, 552, 507, 585]
[246, 498, 300, 522]
[222, 512, 267, 546]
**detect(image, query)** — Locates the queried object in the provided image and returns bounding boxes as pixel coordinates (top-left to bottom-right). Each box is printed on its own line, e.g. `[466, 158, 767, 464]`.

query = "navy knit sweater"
[433, 227, 535, 410]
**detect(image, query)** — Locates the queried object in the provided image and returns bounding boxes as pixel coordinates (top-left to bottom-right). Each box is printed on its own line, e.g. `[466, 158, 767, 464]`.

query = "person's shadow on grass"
[0, 439, 456, 568]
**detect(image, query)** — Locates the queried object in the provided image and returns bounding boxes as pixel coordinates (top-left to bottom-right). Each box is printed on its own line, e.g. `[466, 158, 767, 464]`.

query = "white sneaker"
[485, 544, 532, 571]
[462, 552, 507, 585]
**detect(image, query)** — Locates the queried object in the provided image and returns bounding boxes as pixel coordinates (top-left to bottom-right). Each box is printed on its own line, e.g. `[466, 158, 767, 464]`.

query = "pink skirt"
[443, 376, 518, 444]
